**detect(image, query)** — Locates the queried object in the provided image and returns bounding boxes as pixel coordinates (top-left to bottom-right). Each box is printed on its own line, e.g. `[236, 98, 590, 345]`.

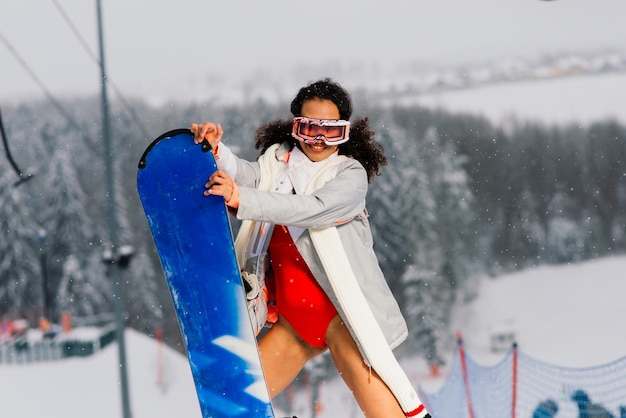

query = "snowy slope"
[1, 255, 624, 417]
[0, 330, 201, 418]
[449, 256, 626, 368]
[386, 72, 626, 125]
[306, 256, 626, 417]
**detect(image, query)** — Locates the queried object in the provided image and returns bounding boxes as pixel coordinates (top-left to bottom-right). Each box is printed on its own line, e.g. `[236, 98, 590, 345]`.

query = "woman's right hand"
[190, 122, 223, 150]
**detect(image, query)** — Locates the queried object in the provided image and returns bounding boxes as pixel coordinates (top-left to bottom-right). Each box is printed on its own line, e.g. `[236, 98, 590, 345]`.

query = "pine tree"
[123, 249, 162, 333]
[584, 121, 626, 253]
[0, 169, 41, 316]
[56, 254, 110, 317]
[402, 127, 475, 360]
[367, 118, 437, 310]
[34, 133, 98, 319]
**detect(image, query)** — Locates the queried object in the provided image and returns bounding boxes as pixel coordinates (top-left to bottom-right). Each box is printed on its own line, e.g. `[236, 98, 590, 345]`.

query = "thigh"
[326, 316, 405, 418]
[258, 315, 326, 398]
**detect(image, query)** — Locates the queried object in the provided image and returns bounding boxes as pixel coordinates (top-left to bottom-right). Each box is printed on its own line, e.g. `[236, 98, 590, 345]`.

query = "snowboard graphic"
[137, 129, 274, 418]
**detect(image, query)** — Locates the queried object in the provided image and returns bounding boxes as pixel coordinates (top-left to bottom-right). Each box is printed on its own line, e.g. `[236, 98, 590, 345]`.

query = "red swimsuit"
[267, 225, 338, 348]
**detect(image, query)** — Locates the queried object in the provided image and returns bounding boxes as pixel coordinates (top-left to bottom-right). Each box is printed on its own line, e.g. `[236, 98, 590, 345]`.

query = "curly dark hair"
[254, 79, 387, 182]
[290, 78, 353, 121]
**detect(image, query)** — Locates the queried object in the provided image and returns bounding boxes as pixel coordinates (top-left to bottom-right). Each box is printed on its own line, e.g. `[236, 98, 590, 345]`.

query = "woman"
[191, 78, 430, 418]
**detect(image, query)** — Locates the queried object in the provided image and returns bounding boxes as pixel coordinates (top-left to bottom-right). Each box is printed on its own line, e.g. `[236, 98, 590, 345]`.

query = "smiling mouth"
[307, 142, 327, 152]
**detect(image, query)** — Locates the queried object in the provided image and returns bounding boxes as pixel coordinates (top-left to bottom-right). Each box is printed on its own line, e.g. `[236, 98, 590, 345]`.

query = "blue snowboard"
[137, 129, 274, 418]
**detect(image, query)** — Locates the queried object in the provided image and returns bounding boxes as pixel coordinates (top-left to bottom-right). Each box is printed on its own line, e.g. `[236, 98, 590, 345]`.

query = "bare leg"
[326, 315, 405, 418]
[258, 315, 326, 398]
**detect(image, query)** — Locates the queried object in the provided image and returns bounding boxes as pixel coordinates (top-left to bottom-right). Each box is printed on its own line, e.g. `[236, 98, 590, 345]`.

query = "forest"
[1, 95, 624, 366]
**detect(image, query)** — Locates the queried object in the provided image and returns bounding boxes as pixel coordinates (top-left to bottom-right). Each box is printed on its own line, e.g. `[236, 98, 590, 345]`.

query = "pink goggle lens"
[291, 117, 350, 146]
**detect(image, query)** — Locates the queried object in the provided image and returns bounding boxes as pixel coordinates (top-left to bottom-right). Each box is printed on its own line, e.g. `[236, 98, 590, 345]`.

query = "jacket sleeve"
[235, 160, 368, 229]
[215, 143, 261, 188]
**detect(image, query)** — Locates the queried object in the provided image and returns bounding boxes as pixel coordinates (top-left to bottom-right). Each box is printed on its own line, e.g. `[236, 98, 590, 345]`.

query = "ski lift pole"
[96, 1, 132, 417]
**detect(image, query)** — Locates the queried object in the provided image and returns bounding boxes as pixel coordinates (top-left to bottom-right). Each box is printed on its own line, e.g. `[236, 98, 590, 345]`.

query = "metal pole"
[38, 229, 51, 321]
[96, 1, 132, 417]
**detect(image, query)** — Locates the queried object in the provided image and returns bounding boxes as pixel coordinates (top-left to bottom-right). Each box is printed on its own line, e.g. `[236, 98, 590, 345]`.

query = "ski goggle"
[291, 117, 351, 146]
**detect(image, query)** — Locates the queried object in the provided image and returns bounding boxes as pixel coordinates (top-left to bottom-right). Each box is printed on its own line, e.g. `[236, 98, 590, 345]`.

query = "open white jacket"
[217, 141, 408, 352]
[216, 141, 428, 416]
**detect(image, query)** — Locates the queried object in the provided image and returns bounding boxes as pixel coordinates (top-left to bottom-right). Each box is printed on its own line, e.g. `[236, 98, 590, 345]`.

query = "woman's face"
[298, 98, 341, 162]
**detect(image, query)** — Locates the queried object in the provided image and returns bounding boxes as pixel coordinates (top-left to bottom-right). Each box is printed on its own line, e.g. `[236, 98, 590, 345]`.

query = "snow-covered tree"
[365, 112, 477, 359]
[401, 127, 475, 356]
[583, 121, 626, 254]
[401, 265, 445, 367]
[34, 130, 99, 319]
[123, 249, 162, 333]
[2, 96, 624, 356]
[56, 254, 110, 317]
[0, 170, 40, 316]
[417, 127, 475, 279]
[367, 118, 437, 310]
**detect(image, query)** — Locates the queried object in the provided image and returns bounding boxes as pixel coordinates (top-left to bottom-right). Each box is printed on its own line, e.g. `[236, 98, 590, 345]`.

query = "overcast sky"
[1, 0, 625, 102]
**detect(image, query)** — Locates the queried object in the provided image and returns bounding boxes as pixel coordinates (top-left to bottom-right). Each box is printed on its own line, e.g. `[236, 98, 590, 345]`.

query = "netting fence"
[420, 337, 626, 418]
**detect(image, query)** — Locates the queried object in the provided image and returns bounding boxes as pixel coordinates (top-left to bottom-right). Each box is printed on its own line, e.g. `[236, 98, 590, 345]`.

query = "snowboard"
[137, 129, 275, 418]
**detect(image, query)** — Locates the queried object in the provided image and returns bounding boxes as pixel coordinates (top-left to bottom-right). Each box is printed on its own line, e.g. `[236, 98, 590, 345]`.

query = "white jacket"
[217, 141, 408, 352]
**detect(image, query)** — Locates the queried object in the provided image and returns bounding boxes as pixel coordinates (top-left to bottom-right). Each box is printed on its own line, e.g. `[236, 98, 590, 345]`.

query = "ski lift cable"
[0, 31, 94, 187]
[0, 30, 85, 135]
[50, 0, 100, 65]
[50, 0, 151, 139]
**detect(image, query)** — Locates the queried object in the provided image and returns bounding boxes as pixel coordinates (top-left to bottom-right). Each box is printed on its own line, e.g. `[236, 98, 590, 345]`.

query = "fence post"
[62, 312, 72, 334]
[456, 331, 475, 418]
[511, 343, 518, 418]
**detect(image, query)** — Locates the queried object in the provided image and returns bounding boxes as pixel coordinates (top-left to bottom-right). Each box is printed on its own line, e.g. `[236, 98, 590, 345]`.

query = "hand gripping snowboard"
[137, 129, 277, 418]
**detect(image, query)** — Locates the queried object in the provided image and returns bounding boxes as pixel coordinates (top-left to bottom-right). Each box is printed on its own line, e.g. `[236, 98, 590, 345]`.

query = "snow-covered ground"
[302, 256, 626, 417]
[385, 72, 626, 125]
[0, 329, 201, 417]
[450, 256, 626, 369]
[1, 255, 624, 417]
